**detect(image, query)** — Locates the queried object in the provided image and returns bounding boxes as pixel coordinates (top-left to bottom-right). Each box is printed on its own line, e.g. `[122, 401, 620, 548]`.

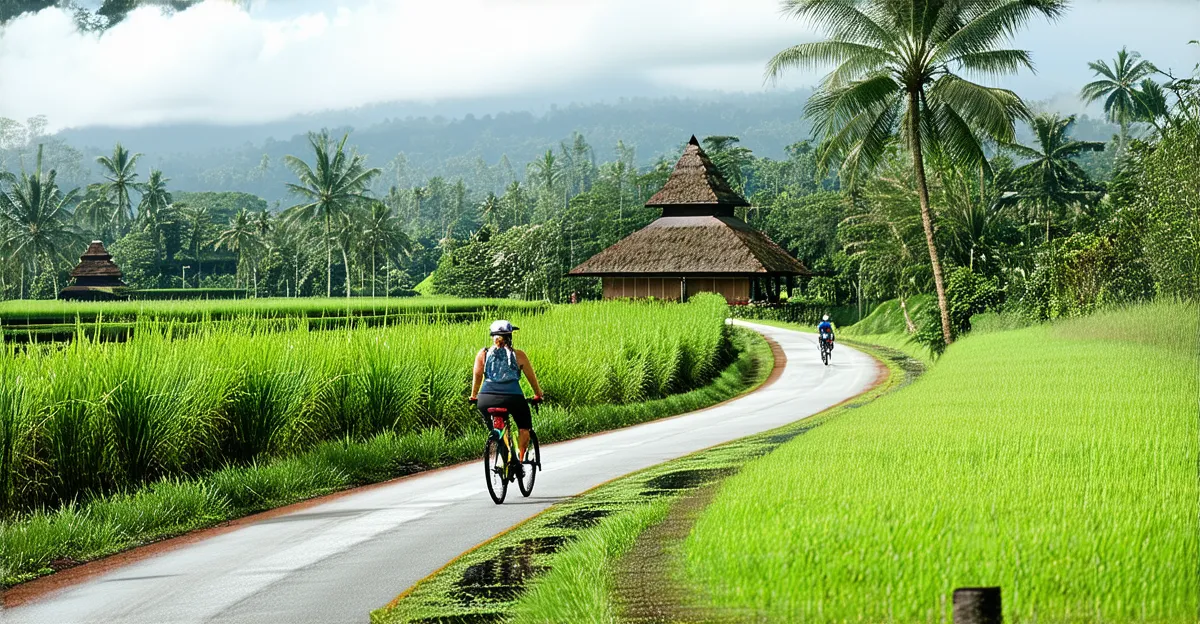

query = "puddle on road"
[454, 536, 567, 606]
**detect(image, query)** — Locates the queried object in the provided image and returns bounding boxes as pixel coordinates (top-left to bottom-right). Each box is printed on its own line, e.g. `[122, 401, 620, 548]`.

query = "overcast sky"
[0, 0, 1197, 131]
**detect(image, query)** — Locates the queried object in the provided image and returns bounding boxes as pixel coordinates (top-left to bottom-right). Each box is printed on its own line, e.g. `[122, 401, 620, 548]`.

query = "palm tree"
[95, 143, 142, 236]
[410, 186, 427, 222]
[74, 183, 117, 241]
[331, 211, 362, 297]
[137, 169, 173, 256]
[215, 208, 263, 294]
[767, 0, 1063, 346]
[360, 202, 413, 297]
[941, 161, 1016, 272]
[1131, 78, 1171, 133]
[501, 180, 527, 227]
[479, 193, 502, 230]
[701, 136, 754, 195]
[533, 150, 560, 193]
[1005, 113, 1105, 242]
[0, 146, 82, 298]
[283, 131, 381, 297]
[1080, 47, 1158, 149]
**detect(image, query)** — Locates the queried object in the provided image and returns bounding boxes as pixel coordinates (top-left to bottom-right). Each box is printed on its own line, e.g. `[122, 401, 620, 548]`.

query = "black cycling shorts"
[476, 393, 532, 430]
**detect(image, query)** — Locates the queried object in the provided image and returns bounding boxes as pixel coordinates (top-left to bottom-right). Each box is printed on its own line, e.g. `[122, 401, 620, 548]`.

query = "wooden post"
[681, 277, 688, 303]
[953, 587, 1001, 624]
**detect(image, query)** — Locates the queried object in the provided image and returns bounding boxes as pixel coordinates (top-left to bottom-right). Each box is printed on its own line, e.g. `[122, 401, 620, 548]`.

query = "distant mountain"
[41, 88, 1120, 205]
[52, 91, 819, 203]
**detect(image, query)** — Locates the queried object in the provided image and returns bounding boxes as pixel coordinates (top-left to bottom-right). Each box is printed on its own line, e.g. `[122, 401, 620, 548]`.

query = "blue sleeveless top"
[480, 346, 523, 395]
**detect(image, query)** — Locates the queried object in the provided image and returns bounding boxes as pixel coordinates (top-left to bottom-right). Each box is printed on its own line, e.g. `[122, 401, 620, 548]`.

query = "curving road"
[2, 321, 880, 624]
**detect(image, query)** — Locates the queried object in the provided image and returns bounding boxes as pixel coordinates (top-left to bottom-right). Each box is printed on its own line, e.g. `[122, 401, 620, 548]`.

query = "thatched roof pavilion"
[569, 136, 807, 303]
[60, 240, 127, 301]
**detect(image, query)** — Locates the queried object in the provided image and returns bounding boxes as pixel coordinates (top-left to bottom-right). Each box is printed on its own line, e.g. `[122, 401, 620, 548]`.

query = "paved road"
[4, 321, 879, 624]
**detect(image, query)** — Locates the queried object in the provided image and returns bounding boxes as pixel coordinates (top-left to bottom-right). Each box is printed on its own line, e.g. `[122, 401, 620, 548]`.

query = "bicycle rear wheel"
[484, 435, 508, 504]
[518, 431, 540, 497]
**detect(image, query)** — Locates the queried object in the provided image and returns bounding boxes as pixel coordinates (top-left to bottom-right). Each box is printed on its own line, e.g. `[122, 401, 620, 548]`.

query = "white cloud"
[0, 0, 812, 130]
[0, 0, 1196, 131]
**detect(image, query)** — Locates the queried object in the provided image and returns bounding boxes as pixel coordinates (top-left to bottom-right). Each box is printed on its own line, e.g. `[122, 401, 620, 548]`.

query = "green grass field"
[683, 302, 1199, 622]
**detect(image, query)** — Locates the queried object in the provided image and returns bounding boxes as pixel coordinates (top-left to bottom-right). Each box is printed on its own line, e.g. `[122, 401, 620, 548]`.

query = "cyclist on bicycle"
[817, 314, 835, 351]
[469, 320, 543, 463]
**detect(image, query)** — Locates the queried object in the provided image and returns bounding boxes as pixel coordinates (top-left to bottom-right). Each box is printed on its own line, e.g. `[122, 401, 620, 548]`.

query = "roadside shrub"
[915, 267, 999, 353]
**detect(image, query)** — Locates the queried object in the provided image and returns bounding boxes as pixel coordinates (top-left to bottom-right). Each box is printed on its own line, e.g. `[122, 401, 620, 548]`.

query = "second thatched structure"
[569, 136, 807, 303]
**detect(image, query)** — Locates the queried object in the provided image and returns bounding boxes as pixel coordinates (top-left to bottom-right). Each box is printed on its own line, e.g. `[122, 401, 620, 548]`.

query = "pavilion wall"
[601, 276, 750, 304]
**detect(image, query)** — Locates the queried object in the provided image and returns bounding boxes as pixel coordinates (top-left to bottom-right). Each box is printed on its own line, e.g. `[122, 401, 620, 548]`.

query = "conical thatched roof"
[569, 135, 807, 278]
[69, 241, 124, 281]
[645, 136, 749, 214]
[568, 215, 808, 277]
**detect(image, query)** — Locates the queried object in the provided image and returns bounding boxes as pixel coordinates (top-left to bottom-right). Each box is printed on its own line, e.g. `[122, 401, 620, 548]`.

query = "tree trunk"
[901, 299, 918, 334]
[341, 245, 352, 298]
[326, 216, 334, 298]
[372, 249, 377, 298]
[908, 90, 954, 347]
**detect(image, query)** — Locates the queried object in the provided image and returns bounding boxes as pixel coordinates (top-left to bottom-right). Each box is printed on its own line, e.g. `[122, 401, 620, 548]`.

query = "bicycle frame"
[488, 401, 541, 480]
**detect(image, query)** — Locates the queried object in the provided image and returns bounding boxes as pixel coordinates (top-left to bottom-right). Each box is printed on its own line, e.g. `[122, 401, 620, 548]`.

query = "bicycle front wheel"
[518, 431, 540, 497]
[484, 435, 508, 504]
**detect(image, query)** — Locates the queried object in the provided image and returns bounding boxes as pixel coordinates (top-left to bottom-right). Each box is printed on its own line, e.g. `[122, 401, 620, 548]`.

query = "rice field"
[683, 301, 1199, 622]
[0, 295, 730, 514]
[0, 296, 544, 326]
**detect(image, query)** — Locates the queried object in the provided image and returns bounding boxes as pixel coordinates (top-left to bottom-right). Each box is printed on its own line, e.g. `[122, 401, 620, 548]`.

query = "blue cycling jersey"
[817, 321, 834, 334]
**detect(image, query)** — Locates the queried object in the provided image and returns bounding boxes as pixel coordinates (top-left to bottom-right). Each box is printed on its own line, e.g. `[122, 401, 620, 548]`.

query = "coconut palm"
[410, 186, 427, 222]
[95, 143, 142, 236]
[283, 131, 381, 297]
[74, 183, 117, 241]
[701, 136, 754, 195]
[1131, 78, 1171, 133]
[1005, 113, 1104, 242]
[766, 0, 1063, 345]
[359, 202, 413, 297]
[479, 193, 502, 229]
[136, 169, 173, 256]
[532, 150, 560, 193]
[0, 146, 82, 297]
[1080, 47, 1158, 148]
[331, 211, 362, 297]
[215, 208, 263, 294]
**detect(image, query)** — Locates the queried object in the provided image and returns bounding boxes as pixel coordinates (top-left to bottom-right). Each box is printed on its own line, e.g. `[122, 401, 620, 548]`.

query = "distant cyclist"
[817, 314, 835, 351]
[469, 320, 543, 463]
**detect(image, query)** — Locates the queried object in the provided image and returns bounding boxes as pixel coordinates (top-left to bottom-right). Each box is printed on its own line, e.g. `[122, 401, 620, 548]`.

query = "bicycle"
[471, 397, 542, 504]
[819, 333, 833, 366]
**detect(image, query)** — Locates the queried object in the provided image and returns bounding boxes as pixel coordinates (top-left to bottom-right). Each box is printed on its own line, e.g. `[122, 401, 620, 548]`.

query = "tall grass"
[684, 301, 1199, 622]
[3, 325, 769, 587]
[0, 295, 730, 513]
